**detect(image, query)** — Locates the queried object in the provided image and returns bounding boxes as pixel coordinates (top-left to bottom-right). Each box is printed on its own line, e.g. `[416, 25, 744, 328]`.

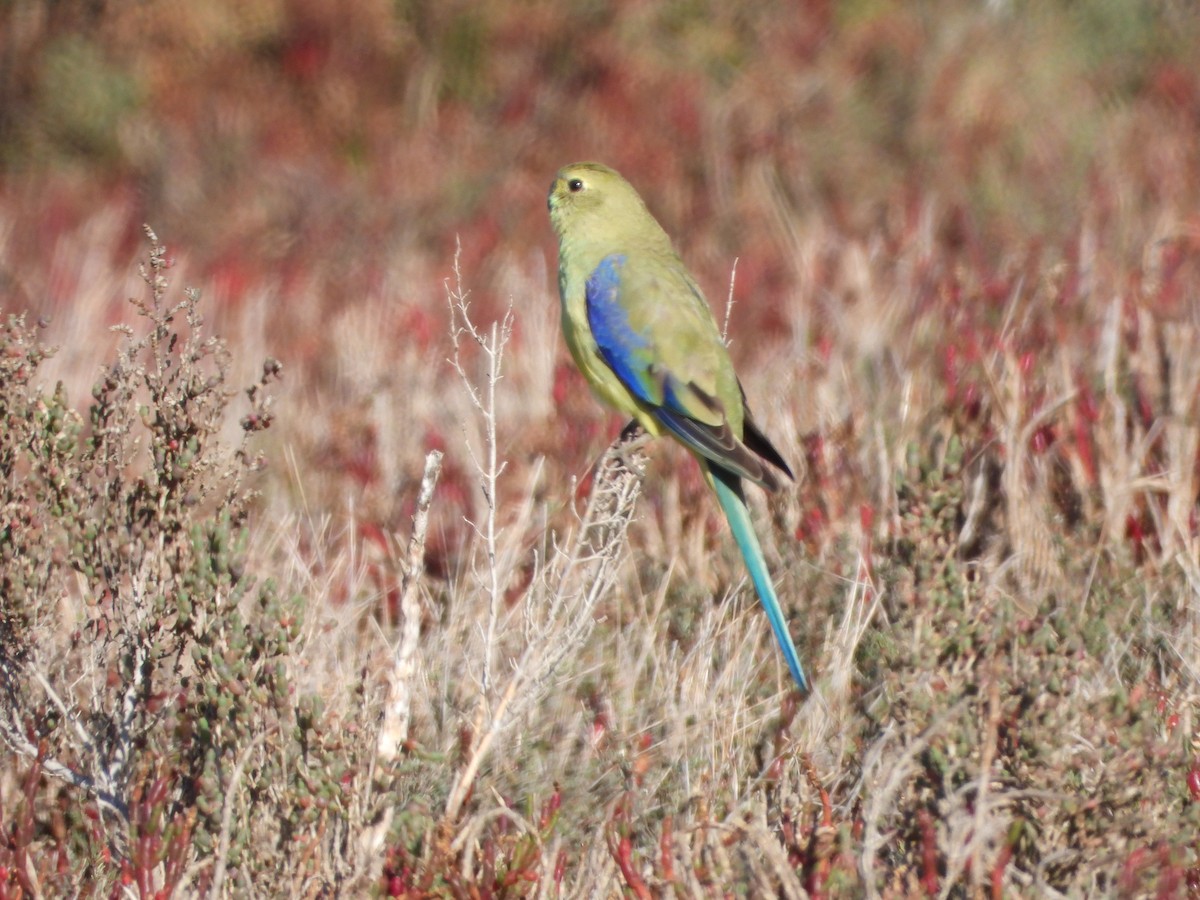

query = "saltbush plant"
[0, 229, 365, 896]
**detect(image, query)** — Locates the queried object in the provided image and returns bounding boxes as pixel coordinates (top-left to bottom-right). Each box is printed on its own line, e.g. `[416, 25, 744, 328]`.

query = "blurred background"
[4, 0, 1197, 317]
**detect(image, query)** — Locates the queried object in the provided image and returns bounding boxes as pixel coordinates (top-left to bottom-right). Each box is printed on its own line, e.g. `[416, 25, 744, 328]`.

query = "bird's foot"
[609, 420, 651, 475]
[618, 419, 646, 445]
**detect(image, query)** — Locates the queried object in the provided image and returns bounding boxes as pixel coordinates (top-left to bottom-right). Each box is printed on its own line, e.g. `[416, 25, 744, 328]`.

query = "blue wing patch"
[585, 254, 659, 405]
[585, 254, 756, 477]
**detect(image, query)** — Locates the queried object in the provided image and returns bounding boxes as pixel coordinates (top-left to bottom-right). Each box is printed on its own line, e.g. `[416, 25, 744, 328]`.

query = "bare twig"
[446, 243, 514, 697]
[377, 449, 444, 760]
[0, 656, 129, 820]
[967, 663, 1003, 896]
[440, 433, 646, 829]
[435, 249, 648, 851]
[210, 731, 269, 897]
[722, 257, 738, 345]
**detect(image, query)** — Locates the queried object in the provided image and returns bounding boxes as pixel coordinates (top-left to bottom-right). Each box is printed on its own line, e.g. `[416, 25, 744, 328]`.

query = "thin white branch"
[210, 730, 269, 897]
[0, 682, 129, 820]
[722, 257, 738, 345]
[378, 450, 443, 761]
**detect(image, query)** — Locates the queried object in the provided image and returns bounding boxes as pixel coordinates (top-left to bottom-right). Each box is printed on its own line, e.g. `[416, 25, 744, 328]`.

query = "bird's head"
[547, 162, 667, 249]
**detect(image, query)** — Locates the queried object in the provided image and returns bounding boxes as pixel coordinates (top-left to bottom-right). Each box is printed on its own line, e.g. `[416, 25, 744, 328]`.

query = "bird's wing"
[585, 252, 784, 490]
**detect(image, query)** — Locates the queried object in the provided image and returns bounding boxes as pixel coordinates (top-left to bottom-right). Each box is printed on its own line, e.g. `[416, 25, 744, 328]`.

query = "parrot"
[547, 161, 809, 693]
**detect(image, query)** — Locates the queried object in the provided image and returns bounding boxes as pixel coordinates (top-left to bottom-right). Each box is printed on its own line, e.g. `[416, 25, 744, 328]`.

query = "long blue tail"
[708, 464, 809, 692]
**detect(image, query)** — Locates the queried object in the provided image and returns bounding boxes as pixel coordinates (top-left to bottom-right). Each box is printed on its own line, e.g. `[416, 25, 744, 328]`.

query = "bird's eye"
[567, 178, 584, 193]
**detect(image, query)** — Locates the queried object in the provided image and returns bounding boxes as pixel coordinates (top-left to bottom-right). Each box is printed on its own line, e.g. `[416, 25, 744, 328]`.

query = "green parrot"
[547, 161, 808, 692]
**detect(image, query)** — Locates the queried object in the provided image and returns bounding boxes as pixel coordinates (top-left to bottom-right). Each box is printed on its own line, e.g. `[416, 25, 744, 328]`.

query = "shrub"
[0, 228, 368, 895]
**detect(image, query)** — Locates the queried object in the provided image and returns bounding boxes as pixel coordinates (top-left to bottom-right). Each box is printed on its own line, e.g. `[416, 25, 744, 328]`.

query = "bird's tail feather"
[708, 464, 809, 693]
